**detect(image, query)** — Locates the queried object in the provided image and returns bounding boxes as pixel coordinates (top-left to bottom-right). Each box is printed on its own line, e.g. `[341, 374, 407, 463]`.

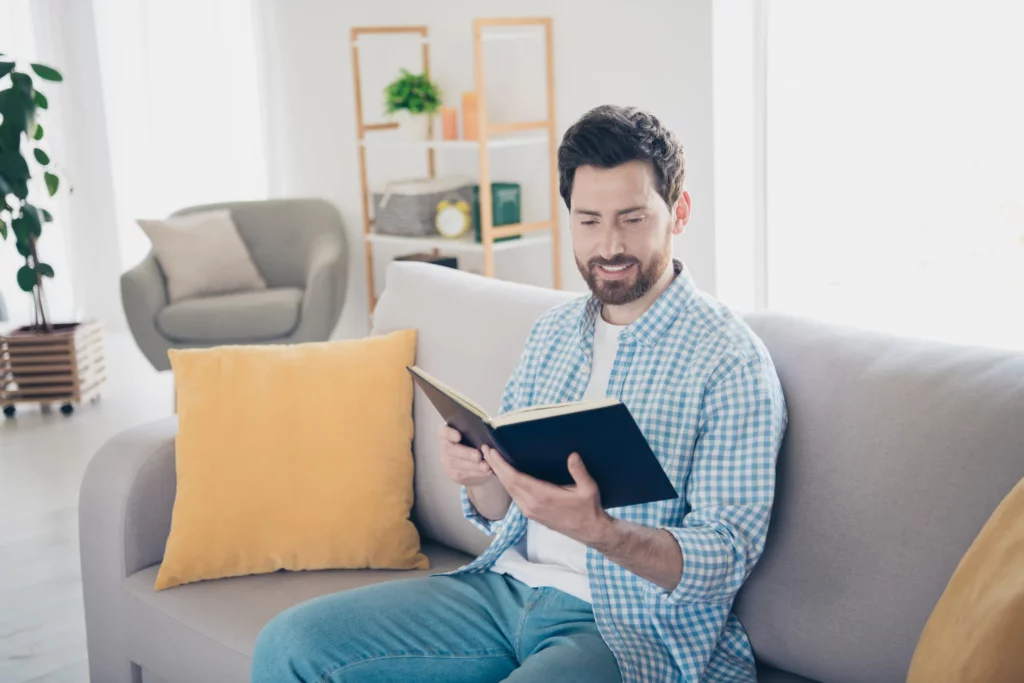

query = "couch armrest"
[293, 240, 346, 342]
[80, 417, 178, 683]
[121, 253, 173, 371]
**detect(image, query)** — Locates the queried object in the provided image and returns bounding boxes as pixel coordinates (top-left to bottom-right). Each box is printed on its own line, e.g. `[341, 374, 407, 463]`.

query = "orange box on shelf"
[441, 106, 458, 140]
[461, 91, 478, 141]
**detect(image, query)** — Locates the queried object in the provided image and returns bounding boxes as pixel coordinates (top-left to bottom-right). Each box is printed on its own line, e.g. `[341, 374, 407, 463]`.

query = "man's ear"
[672, 190, 692, 235]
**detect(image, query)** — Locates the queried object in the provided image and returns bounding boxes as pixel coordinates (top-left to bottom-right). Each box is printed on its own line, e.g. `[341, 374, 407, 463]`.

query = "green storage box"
[472, 182, 521, 243]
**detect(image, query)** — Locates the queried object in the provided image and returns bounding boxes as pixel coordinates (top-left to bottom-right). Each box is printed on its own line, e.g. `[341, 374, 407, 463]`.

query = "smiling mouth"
[593, 262, 637, 280]
[596, 263, 635, 272]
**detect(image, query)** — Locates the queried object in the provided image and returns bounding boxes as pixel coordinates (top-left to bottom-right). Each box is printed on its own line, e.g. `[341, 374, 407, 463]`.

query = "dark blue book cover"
[408, 366, 678, 509]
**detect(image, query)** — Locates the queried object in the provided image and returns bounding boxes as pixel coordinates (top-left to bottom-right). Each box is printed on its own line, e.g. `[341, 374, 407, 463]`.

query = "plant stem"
[27, 234, 51, 332]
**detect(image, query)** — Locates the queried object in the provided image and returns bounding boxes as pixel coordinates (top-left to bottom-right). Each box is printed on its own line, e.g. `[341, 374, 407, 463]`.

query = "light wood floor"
[1, 334, 173, 683]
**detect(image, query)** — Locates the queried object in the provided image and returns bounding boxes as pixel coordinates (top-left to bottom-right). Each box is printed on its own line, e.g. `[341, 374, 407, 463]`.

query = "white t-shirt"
[490, 313, 626, 602]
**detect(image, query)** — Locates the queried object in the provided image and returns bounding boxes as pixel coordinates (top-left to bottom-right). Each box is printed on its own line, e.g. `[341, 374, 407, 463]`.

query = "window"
[765, 1, 1024, 350]
[92, 0, 268, 268]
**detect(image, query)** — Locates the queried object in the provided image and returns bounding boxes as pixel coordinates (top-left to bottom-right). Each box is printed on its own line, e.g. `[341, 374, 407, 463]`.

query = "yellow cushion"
[154, 330, 428, 591]
[907, 476, 1024, 683]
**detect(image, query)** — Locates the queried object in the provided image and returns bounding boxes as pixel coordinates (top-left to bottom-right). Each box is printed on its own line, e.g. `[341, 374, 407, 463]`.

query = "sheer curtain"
[91, 0, 269, 270]
[0, 0, 75, 325]
[765, 1, 1024, 351]
[2, 0, 269, 327]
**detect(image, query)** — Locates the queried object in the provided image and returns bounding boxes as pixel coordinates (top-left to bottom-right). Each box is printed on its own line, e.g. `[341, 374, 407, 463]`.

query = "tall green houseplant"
[0, 54, 64, 332]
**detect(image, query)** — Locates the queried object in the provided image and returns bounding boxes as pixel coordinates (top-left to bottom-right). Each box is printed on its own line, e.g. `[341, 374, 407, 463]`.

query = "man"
[253, 105, 787, 682]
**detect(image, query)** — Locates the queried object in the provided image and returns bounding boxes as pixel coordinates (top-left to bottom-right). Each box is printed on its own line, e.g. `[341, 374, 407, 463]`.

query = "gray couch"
[81, 261, 1024, 682]
[121, 198, 348, 372]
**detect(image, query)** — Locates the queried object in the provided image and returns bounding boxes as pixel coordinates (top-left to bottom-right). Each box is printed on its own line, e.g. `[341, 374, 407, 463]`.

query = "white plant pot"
[393, 111, 431, 140]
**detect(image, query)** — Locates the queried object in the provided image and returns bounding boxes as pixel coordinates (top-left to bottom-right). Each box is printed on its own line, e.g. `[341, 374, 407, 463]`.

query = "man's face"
[569, 160, 688, 306]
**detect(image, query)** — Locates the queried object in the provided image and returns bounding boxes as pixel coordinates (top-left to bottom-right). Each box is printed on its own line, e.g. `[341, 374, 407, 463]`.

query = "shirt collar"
[578, 259, 697, 349]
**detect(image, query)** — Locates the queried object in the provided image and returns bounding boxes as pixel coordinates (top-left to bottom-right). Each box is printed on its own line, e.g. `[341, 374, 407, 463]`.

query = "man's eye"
[581, 220, 598, 226]
[625, 217, 645, 225]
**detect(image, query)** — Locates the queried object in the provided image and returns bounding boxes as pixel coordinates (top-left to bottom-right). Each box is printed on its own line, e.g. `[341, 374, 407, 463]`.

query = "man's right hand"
[438, 424, 494, 487]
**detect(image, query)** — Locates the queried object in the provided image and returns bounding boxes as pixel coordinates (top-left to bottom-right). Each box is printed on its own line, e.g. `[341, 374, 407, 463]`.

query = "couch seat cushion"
[157, 287, 303, 342]
[121, 541, 472, 682]
[757, 665, 819, 683]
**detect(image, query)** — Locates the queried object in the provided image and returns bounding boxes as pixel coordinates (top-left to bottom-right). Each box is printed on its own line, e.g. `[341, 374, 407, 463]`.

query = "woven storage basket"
[372, 177, 474, 237]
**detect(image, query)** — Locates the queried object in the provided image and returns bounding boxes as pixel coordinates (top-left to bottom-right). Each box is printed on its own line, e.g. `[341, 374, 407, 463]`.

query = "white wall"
[258, 0, 716, 339]
[712, 0, 760, 313]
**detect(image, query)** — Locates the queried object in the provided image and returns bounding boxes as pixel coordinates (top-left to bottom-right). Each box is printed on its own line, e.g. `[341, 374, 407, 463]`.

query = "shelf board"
[359, 133, 547, 151]
[353, 29, 542, 49]
[367, 232, 551, 254]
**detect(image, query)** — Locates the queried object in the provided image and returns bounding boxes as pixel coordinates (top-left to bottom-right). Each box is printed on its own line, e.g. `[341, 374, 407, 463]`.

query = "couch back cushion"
[371, 263, 577, 556]
[374, 265, 1024, 681]
[736, 312, 1024, 683]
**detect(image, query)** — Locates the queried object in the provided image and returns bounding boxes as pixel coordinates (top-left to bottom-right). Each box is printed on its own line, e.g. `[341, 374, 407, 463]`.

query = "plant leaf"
[41, 209, 53, 222]
[33, 123, 43, 140]
[30, 64, 63, 82]
[17, 265, 36, 292]
[44, 171, 58, 196]
[33, 90, 47, 109]
[11, 216, 26, 239]
[20, 205, 42, 236]
[33, 148, 50, 165]
[37, 262, 54, 278]
[0, 216, 7, 240]
[0, 150, 30, 184]
[0, 62, 14, 79]
[16, 239, 31, 256]
[10, 72, 33, 99]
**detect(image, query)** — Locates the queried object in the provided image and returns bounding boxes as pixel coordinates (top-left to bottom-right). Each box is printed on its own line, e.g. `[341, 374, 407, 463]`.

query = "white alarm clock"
[435, 199, 472, 239]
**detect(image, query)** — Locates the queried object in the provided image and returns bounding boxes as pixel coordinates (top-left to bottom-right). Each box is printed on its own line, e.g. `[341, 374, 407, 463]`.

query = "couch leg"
[132, 661, 144, 683]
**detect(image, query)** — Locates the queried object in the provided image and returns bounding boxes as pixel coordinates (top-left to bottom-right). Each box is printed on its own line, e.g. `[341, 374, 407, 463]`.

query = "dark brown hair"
[557, 105, 686, 210]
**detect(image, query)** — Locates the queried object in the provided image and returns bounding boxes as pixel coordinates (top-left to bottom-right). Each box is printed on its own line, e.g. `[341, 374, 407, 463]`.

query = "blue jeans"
[251, 572, 621, 682]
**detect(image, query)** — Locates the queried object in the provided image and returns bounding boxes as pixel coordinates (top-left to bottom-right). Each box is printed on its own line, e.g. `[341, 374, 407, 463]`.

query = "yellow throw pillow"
[907, 476, 1024, 683]
[155, 330, 428, 591]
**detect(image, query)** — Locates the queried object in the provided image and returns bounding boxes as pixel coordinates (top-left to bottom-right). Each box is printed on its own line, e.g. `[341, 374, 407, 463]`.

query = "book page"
[408, 366, 490, 421]
[491, 398, 619, 427]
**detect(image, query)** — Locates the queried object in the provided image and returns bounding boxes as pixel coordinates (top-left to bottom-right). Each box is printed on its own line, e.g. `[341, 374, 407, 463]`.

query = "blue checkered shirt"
[447, 261, 787, 682]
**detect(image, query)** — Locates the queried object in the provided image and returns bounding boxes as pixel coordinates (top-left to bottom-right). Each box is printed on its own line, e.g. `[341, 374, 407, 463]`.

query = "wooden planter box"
[0, 321, 106, 417]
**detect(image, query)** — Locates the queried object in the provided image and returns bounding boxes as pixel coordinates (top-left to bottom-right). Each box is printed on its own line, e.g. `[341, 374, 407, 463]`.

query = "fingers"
[444, 440, 485, 464]
[436, 425, 485, 464]
[482, 446, 522, 491]
[437, 424, 462, 443]
[442, 453, 493, 485]
[566, 452, 598, 494]
[439, 436, 493, 486]
[446, 456, 491, 476]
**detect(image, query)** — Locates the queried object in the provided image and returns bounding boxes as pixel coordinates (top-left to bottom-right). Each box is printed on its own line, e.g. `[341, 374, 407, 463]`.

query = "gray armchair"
[122, 198, 348, 371]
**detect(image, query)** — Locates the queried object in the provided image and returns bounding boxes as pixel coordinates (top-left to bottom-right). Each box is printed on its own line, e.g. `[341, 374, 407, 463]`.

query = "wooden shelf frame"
[351, 18, 561, 312]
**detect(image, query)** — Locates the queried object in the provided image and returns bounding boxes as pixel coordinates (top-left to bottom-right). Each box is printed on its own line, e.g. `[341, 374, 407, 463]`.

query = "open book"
[408, 366, 678, 509]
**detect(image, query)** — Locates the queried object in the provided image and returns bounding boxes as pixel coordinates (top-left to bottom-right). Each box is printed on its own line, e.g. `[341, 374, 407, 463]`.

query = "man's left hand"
[481, 446, 611, 546]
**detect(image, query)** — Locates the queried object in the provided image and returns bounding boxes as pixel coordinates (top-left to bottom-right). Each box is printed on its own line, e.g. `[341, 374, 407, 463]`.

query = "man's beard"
[576, 238, 672, 306]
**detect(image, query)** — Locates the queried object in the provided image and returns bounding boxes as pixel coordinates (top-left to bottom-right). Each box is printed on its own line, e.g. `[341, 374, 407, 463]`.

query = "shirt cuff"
[460, 485, 501, 536]
[643, 526, 738, 605]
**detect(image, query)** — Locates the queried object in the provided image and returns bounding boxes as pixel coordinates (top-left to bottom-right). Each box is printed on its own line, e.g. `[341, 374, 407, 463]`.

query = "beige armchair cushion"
[138, 209, 267, 303]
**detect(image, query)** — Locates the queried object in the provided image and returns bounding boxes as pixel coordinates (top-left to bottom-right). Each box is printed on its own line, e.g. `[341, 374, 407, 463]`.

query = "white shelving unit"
[366, 232, 552, 254]
[358, 133, 548, 151]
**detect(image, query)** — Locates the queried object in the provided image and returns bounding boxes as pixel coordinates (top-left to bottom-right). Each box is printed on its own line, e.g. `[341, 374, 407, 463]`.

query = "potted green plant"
[384, 69, 442, 140]
[0, 55, 105, 417]
[0, 55, 63, 331]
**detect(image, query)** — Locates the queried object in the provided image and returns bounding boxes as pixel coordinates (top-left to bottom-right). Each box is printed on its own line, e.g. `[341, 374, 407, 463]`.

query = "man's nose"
[598, 226, 627, 259]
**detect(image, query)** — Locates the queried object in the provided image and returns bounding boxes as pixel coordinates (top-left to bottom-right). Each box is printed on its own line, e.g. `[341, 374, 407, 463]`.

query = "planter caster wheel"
[60, 404, 74, 415]
[3, 405, 14, 418]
